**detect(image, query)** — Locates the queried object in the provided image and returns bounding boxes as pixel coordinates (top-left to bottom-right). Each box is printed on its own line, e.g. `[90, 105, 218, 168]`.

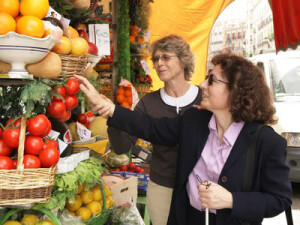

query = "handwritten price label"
[77, 122, 92, 140]
[88, 24, 111, 55]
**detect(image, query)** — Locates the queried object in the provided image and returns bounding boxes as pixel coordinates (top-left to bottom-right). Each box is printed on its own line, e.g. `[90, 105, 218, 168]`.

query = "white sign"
[88, 24, 111, 56]
[140, 60, 151, 74]
[47, 130, 60, 140]
[77, 122, 92, 140]
[58, 139, 68, 155]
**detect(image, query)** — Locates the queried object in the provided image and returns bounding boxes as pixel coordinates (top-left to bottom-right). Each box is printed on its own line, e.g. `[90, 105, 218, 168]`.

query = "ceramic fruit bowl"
[87, 54, 102, 68]
[0, 32, 58, 79]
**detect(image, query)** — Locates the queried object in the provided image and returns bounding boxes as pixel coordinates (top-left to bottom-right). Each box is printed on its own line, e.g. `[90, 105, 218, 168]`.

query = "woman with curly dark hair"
[75, 51, 292, 225]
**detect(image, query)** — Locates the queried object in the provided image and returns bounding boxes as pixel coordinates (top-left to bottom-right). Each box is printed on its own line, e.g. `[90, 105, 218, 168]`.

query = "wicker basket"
[134, 84, 151, 98]
[99, 84, 115, 102]
[59, 54, 89, 78]
[0, 117, 56, 206]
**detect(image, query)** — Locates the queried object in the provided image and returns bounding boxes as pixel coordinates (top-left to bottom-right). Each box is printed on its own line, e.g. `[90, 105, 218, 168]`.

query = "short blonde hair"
[151, 34, 195, 81]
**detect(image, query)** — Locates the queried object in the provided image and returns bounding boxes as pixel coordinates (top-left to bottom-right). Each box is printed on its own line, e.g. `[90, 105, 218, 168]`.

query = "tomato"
[23, 155, 41, 168]
[0, 156, 14, 169]
[27, 115, 51, 137]
[39, 147, 60, 168]
[120, 164, 128, 171]
[128, 162, 135, 170]
[0, 139, 13, 156]
[65, 95, 78, 110]
[47, 101, 66, 118]
[12, 159, 17, 169]
[52, 86, 66, 102]
[57, 110, 71, 122]
[44, 139, 58, 149]
[6, 118, 21, 128]
[0, 128, 2, 139]
[24, 136, 44, 155]
[65, 78, 80, 96]
[2, 128, 20, 148]
[139, 169, 145, 174]
[114, 168, 120, 171]
[77, 114, 88, 124]
[134, 166, 141, 173]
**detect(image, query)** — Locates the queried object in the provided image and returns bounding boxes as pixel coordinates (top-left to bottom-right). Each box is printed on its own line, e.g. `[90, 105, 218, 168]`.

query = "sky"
[217, 0, 247, 21]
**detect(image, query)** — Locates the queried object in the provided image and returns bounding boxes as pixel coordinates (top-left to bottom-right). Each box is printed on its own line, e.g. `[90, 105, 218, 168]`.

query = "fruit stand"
[0, 0, 153, 224]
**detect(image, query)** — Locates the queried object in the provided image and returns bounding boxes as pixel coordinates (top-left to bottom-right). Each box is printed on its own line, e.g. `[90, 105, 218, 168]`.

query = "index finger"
[73, 75, 95, 92]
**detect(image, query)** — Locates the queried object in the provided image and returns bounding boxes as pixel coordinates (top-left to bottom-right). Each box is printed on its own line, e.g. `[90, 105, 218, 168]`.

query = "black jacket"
[108, 106, 292, 225]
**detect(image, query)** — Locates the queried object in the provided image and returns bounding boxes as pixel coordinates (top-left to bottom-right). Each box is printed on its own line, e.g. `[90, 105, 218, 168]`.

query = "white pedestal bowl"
[0, 32, 57, 79]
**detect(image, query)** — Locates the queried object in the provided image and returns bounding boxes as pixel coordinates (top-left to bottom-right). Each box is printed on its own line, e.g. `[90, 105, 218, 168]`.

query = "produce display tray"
[0, 78, 34, 87]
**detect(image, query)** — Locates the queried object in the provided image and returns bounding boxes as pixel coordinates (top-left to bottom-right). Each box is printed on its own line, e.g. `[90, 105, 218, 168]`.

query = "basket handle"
[16, 116, 26, 172]
[99, 182, 107, 211]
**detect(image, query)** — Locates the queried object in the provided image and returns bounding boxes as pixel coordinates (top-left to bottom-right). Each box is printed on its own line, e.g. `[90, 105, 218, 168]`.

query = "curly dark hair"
[211, 52, 277, 125]
[151, 34, 195, 81]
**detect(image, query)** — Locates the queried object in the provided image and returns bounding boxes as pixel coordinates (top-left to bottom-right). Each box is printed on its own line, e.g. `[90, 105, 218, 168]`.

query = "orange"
[15, 15, 22, 23]
[116, 87, 125, 95]
[116, 95, 125, 104]
[124, 89, 132, 97]
[52, 36, 72, 54]
[129, 35, 136, 42]
[138, 36, 145, 44]
[126, 96, 132, 105]
[0, 12, 16, 35]
[68, 26, 79, 39]
[71, 37, 88, 56]
[20, 0, 49, 19]
[17, 15, 45, 38]
[0, 0, 20, 18]
[121, 101, 131, 109]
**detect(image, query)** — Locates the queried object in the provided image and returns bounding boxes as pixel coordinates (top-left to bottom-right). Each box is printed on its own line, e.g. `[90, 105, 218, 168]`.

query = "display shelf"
[0, 78, 34, 87]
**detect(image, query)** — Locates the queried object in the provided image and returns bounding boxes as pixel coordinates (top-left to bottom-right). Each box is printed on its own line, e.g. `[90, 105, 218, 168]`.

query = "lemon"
[86, 200, 102, 215]
[105, 196, 115, 208]
[76, 183, 83, 195]
[76, 207, 92, 220]
[35, 219, 55, 225]
[3, 221, 22, 225]
[80, 190, 94, 204]
[103, 184, 112, 196]
[21, 214, 39, 225]
[91, 186, 102, 201]
[66, 195, 82, 212]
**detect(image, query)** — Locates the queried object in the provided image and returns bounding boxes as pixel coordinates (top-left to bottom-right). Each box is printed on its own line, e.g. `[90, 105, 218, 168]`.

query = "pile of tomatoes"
[47, 78, 80, 122]
[0, 114, 60, 170]
[110, 162, 145, 174]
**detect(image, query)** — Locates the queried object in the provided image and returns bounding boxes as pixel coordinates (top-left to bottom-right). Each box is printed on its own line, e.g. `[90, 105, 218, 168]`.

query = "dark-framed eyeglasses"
[205, 73, 229, 85]
[151, 54, 178, 63]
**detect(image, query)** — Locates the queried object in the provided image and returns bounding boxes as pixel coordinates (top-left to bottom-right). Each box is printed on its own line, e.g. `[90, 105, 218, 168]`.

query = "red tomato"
[77, 114, 88, 124]
[0, 128, 2, 138]
[23, 155, 41, 168]
[52, 86, 66, 102]
[6, 118, 21, 128]
[0, 156, 14, 169]
[134, 166, 141, 173]
[65, 95, 78, 110]
[57, 110, 71, 122]
[24, 136, 44, 155]
[39, 147, 60, 168]
[139, 168, 145, 174]
[47, 102, 66, 118]
[65, 78, 80, 96]
[0, 140, 13, 156]
[114, 168, 120, 171]
[12, 159, 17, 169]
[27, 115, 51, 137]
[128, 162, 135, 170]
[120, 164, 128, 171]
[44, 139, 58, 149]
[2, 128, 20, 148]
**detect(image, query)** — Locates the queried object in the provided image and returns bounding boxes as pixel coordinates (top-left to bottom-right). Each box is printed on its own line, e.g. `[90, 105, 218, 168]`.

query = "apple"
[78, 30, 89, 41]
[88, 42, 98, 55]
[75, 23, 87, 32]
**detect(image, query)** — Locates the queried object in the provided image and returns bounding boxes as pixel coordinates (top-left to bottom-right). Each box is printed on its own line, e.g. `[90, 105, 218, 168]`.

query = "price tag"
[77, 122, 92, 140]
[46, 6, 62, 20]
[58, 139, 68, 155]
[47, 130, 60, 140]
[140, 60, 151, 74]
[88, 24, 111, 55]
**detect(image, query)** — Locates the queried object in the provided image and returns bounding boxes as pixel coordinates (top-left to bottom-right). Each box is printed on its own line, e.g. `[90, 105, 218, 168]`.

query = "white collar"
[160, 85, 199, 113]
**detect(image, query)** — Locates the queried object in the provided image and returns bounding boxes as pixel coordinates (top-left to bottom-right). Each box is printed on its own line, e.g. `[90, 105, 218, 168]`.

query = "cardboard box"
[102, 174, 137, 206]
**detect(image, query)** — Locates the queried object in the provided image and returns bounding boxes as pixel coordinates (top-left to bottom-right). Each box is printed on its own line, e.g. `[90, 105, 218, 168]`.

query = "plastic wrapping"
[108, 203, 145, 225]
[57, 210, 85, 225]
[106, 152, 130, 168]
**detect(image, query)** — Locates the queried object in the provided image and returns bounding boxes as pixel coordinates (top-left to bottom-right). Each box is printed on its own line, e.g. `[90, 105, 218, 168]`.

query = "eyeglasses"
[206, 73, 229, 85]
[151, 54, 178, 63]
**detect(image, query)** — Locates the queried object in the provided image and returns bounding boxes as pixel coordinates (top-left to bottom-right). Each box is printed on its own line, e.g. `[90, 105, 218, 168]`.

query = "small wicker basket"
[59, 54, 89, 78]
[134, 84, 151, 98]
[99, 84, 115, 102]
[0, 117, 56, 206]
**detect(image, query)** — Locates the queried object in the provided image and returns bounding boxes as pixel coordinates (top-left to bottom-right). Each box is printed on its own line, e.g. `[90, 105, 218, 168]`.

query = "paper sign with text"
[88, 24, 111, 55]
[77, 122, 92, 140]
[140, 60, 151, 74]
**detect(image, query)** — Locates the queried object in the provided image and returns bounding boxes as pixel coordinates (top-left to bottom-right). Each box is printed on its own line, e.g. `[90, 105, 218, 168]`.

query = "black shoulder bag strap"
[243, 124, 293, 225]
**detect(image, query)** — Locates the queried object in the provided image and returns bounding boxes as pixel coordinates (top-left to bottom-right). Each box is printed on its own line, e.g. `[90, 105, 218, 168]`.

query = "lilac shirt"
[186, 115, 245, 213]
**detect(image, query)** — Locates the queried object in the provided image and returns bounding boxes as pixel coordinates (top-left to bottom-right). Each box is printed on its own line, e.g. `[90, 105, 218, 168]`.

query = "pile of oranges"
[0, 0, 49, 38]
[129, 25, 145, 43]
[116, 86, 133, 109]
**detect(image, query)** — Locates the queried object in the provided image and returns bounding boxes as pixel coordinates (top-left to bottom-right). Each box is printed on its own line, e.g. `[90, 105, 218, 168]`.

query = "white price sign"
[77, 122, 92, 140]
[140, 60, 151, 74]
[88, 24, 111, 56]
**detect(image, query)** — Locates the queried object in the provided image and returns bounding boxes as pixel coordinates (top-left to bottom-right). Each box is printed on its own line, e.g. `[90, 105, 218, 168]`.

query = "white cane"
[205, 208, 209, 225]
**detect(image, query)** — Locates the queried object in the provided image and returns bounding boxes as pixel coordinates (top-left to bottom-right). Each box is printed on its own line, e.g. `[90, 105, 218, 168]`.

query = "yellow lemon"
[66, 195, 82, 212]
[103, 184, 112, 196]
[86, 200, 102, 215]
[80, 190, 94, 204]
[76, 183, 83, 194]
[52, 36, 72, 55]
[3, 221, 22, 225]
[91, 186, 102, 201]
[105, 195, 115, 208]
[76, 207, 92, 221]
[21, 214, 39, 225]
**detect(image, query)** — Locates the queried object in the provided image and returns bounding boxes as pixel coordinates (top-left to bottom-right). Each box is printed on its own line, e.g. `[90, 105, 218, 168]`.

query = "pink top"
[186, 115, 245, 213]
